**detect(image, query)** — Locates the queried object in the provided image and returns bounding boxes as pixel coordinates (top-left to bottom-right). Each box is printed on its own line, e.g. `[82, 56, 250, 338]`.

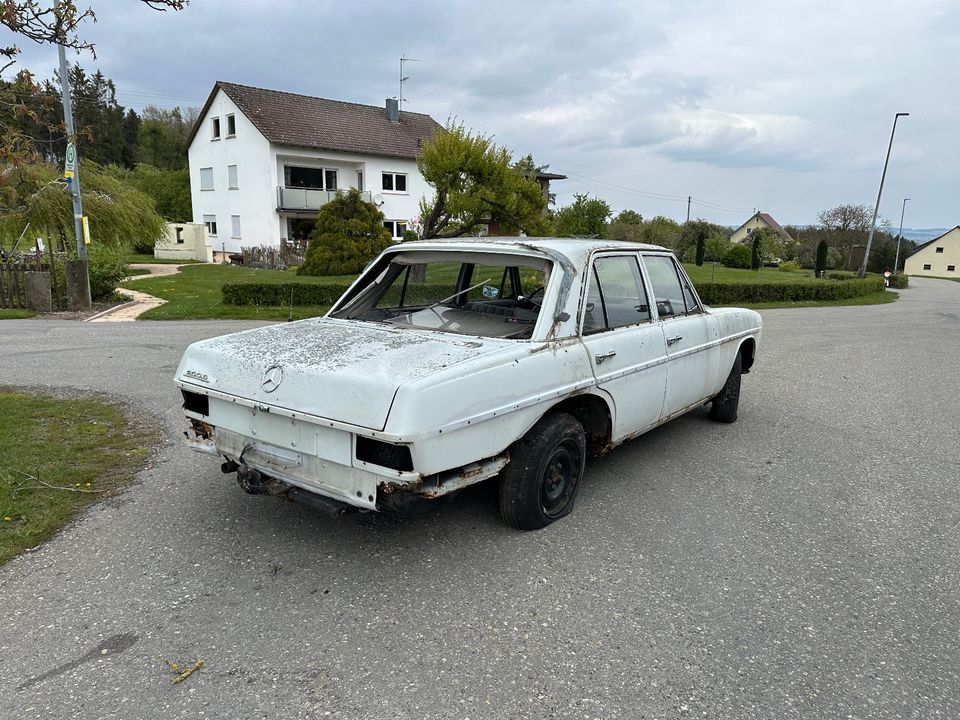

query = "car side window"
[643, 255, 700, 318]
[582, 255, 651, 334]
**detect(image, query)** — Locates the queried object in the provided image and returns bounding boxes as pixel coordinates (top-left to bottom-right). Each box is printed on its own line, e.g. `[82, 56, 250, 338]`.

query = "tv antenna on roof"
[399, 54, 420, 109]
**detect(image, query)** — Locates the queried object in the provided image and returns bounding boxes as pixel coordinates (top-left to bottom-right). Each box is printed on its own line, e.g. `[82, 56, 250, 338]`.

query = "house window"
[948, 265, 956, 272]
[746, 227, 753, 235]
[357, 171, 364, 192]
[383, 220, 407, 239]
[935, 247, 944, 253]
[228, 164, 238, 189]
[226, 114, 236, 136]
[284, 166, 337, 190]
[203, 214, 217, 237]
[923, 264, 931, 270]
[174, 227, 184, 244]
[200, 167, 214, 191]
[231, 215, 241, 239]
[382, 172, 407, 192]
[211, 117, 220, 140]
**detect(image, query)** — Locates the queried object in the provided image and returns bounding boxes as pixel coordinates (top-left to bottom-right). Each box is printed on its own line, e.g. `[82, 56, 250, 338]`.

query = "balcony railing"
[276, 186, 371, 211]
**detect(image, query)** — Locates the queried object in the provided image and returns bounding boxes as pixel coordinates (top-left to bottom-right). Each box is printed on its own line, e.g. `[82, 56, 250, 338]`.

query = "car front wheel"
[499, 412, 586, 531]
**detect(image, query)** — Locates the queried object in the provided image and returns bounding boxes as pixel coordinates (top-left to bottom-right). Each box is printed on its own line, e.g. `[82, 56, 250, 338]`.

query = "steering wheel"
[517, 285, 544, 310]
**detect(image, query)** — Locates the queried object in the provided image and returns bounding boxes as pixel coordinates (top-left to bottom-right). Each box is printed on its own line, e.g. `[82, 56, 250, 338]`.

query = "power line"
[563, 171, 753, 214]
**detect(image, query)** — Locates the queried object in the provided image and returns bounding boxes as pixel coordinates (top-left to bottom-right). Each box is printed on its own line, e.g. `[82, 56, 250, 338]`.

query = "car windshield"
[331, 250, 552, 339]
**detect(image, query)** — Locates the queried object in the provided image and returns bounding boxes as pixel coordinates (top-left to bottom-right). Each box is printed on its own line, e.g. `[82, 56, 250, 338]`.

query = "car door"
[640, 253, 719, 418]
[580, 253, 667, 440]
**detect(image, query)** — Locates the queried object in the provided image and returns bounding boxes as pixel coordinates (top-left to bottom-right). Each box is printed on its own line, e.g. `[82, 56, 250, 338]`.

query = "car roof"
[388, 237, 669, 265]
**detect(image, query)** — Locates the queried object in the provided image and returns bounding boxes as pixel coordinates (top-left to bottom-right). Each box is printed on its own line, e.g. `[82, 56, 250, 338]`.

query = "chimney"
[385, 98, 399, 122]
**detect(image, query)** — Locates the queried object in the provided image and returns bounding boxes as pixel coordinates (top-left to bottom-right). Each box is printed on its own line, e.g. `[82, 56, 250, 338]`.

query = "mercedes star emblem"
[261, 365, 283, 393]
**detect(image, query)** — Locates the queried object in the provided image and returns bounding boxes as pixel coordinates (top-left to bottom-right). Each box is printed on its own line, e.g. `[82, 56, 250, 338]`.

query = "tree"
[0, 1, 186, 168]
[751, 236, 761, 270]
[817, 203, 873, 270]
[607, 209, 644, 242]
[815, 240, 829, 276]
[137, 105, 196, 170]
[0, 159, 165, 251]
[104, 163, 191, 224]
[554, 193, 611, 238]
[705, 235, 732, 263]
[298, 189, 393, 276]
[416, 121, 548, 239]
[749, 226, 785, 264]
[642, 215, 682, 249]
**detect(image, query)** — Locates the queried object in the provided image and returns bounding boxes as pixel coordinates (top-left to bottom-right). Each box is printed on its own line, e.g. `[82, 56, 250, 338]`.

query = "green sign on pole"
[65, 142, 76, 179]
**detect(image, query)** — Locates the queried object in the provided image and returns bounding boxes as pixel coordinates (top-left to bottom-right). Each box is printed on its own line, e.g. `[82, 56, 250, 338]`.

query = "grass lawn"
[120, 263, 355, 321]
[0, 391, 157, 565]
[0, 309, 36, 319]
[684, 263, 823, 284]
[126, 252, 202, 265]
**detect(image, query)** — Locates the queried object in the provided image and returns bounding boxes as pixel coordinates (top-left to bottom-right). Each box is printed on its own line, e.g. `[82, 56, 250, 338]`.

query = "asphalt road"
[1, 277, 958, 719]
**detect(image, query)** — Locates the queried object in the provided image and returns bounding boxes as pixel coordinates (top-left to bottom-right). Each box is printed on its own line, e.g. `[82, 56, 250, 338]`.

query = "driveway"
[1, 278, 958, 719]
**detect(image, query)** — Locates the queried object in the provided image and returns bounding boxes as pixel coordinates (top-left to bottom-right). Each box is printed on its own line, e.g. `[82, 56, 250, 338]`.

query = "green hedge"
[826, 271, 859, 281]
[696, 276, 885, 304]
[888, 273, 909, 289]
[222, 282, 454, 307]
[225, 276, 888, 309]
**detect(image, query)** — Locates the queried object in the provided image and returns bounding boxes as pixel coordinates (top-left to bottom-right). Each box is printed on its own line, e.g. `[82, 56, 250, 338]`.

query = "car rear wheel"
[499, 412, 586, 530]
[709, 351, 742, 423]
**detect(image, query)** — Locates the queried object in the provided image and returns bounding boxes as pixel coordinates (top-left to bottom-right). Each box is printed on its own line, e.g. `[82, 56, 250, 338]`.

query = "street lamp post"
[894, 197, 910, 273]
[858, 112, 909, 278]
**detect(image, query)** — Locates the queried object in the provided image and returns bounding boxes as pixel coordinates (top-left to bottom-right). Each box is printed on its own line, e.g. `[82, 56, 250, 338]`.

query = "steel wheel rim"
[539, 441, 580, 517]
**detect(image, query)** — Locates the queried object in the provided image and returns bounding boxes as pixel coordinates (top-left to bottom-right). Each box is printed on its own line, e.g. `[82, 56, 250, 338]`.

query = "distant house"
[730, 212, 784, 244]
[186, 81, 443, 254]
[904, 226, 960, 277]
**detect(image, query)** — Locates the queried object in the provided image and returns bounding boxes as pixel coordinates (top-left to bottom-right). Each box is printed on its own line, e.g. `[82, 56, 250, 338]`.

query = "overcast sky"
[7, 0, 959, 228]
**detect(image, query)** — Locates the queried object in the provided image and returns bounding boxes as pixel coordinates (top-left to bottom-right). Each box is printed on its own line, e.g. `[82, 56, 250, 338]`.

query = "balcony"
[276, 186, 371, 212]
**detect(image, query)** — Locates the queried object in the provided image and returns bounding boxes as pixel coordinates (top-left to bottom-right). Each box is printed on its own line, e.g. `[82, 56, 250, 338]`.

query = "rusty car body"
[175, 238, 762, 529]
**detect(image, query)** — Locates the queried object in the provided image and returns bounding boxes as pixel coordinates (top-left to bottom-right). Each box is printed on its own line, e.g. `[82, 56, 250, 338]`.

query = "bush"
[826, 271, 858, 281]
[402, 229, 419, 243]
[88, 243, 130, 300]
[299, 189, 394, 276]
[695, 276, 885, 305]
[722, 244, 752, 269]
[888, 273, 909, 289]
[222, 282, 452, 307]
[778, 260, 802, 272]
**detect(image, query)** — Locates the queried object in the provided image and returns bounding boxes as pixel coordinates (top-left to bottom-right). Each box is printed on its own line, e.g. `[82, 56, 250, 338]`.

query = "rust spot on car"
[189, 418, 214, 439]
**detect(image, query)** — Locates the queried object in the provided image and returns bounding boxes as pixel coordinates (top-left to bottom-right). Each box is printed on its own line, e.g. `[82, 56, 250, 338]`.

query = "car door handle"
[666, 335, 683, 346]
[595, 350, 617, 364]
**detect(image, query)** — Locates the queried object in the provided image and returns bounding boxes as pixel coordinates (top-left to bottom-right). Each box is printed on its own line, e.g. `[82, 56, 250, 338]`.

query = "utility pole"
[686, 196, 691, 223]
[859, 112, 909, 278]
[894, 197, 910, 272]
[56, 0, 91, 306]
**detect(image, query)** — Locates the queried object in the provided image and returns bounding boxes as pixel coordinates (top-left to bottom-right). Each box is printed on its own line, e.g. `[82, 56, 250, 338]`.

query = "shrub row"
[887, 273, 909, 289]
[224, 276, 888, 309]
[696, 276, 885, 304]
[222, 282, 455, 307]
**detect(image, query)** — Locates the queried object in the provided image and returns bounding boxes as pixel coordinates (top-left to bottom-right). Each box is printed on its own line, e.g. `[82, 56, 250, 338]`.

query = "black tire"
[499, 412, 586, 531]
[710, 351, 742, 423]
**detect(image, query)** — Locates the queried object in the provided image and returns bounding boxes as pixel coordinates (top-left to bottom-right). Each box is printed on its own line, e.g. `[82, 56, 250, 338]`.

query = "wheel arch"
[544, 391, 613, 457]
[738, 337, 757, 373]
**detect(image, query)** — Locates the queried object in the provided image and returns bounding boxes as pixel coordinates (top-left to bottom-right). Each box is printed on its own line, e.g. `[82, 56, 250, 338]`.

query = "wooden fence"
[0, 253, 67, 310]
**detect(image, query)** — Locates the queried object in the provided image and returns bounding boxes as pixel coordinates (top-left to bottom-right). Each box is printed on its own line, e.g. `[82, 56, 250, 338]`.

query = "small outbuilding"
[904, 226, 960, 277]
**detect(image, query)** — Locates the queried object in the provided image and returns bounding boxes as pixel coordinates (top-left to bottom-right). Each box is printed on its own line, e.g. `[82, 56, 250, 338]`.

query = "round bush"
[298, 189, 394, 276]
[723, 244, 752, 269]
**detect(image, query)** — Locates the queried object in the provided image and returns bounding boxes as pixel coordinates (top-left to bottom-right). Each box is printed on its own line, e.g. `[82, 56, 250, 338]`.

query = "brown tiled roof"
[733, 211, 783, 235]
[188, 81, 442, 159]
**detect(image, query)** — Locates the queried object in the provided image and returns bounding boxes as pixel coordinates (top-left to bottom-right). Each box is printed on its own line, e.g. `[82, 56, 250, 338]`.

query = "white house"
[186, 81, 442, 254]
[730, 212, 784, 244]
[903, 226, 960, 277]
